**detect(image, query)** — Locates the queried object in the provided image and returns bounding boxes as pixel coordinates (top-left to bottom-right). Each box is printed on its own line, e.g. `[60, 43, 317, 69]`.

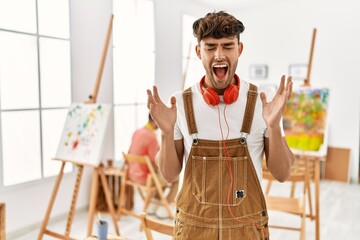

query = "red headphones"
[200, 74, 240, 106]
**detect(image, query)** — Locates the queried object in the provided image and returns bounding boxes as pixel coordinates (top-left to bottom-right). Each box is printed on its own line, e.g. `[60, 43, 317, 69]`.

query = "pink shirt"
[128, 124, 159, 184]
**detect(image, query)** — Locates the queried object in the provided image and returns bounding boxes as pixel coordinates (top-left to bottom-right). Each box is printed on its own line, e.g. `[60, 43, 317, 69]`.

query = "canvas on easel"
[264, 28, 323, 240]
[287, 28, 322, 240]
[279, 86, 328, 240]
[37, 14, 120, 240]
[55, 103, 111, 166]
[283, 87, 330, 156]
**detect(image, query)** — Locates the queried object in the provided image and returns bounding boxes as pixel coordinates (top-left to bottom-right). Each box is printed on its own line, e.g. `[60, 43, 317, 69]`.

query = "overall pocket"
[231, 225, 264, 240]
[191, 155, 248, 205]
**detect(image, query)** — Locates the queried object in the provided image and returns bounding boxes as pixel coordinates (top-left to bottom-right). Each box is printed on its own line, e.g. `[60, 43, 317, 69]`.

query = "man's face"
[196, 36, 243, 92]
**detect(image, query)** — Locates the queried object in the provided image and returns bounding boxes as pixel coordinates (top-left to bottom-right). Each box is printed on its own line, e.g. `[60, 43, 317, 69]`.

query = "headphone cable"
[217, 105, 266, 239]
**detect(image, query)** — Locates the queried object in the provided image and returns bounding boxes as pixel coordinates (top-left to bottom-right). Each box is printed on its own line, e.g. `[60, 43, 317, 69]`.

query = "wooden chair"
[262, 156, 314, 240]
[140, 212, 174, 240]
[118, 153, 174, 219]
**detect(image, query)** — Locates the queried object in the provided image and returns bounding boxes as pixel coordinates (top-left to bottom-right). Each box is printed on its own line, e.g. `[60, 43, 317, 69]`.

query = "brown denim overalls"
[174, 84, 269, 240]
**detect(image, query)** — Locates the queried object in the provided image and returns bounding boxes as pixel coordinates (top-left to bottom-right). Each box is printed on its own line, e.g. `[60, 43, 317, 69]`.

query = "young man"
[128, 114, 178, 219]
[147, 11, 294, 239]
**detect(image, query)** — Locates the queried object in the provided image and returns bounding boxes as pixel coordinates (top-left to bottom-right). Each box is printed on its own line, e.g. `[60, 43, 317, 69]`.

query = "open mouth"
[213, 64, 228, 79]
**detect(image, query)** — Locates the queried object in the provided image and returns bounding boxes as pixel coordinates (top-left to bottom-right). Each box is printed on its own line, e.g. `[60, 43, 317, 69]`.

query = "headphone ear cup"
[203, 87, 220, 106]
[224, 85, 239, 104]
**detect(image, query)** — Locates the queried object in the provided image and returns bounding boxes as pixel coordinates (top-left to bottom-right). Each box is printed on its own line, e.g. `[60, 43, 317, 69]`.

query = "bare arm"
[147, 86, 183, 183]
[264, 134, 294, 182]
[261, 76, 294, 182]
[156, 138, 184, 183]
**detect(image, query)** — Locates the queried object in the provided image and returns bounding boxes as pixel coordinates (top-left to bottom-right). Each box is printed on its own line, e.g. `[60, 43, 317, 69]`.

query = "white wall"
[153, 0, 212, 102]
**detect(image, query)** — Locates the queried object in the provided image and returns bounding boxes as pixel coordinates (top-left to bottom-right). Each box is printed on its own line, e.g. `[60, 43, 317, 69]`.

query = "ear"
[195, 45, 201, 59]
[238, 42, 243, 56]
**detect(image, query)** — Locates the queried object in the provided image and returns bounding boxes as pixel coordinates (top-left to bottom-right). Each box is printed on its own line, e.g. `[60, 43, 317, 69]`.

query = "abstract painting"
[283, 87, 329, 154]
[55, 103, 111, 166]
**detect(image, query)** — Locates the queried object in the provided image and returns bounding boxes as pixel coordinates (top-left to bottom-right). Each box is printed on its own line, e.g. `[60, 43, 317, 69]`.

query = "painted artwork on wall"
[283, 87, 330, 155]
[55, 103, 111, 166]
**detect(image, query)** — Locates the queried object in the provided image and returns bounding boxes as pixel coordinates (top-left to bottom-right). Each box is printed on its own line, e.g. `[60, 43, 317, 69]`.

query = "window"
[182, 14, 203, 89]
[0, 0, 72, 187]
[113, 0, 155, 159]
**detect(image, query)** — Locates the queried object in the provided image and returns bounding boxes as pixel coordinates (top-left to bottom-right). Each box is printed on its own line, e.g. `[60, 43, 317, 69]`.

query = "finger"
[286, 81, 293, 101]
[285, 76, 292, 92]
[148, 102, 153, 111]
[153, 86, 161, 104]
[147, 89, 155, 109]
[283, 76, 293, 101]
[170, 96, 177, 109]
[277, 75, 285, 95]
[147, 89, 153, 99]
[260, 92, 267, 105]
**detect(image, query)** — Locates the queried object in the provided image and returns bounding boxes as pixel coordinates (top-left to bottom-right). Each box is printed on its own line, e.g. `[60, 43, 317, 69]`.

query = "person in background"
[128, 113, 179, 219]
[147, 11, 294, 239]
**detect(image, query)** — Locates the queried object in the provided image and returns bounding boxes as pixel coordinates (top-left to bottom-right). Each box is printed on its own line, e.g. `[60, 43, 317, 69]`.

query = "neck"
[204, 75, 238, 95]
[145, 122, 156, 131]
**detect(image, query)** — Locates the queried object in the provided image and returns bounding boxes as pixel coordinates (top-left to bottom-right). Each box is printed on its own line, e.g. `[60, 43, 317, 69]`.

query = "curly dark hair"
[193, 11, 245, 43]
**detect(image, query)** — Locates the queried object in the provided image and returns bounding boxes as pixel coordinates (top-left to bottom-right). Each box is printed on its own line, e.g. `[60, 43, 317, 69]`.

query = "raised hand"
[260, 75, 293, 129]
[147, 86, 177, 134]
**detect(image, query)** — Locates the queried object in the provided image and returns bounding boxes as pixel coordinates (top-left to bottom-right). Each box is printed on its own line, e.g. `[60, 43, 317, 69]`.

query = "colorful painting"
[283, 87, 329, 154]
[55, 103, 111, 166]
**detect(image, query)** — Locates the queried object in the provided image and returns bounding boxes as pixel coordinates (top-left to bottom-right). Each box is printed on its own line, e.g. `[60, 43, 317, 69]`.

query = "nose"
[214, 49, 225, 61]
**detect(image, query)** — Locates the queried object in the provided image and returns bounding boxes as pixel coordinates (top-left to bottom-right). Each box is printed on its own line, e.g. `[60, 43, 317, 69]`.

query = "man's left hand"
[260, 75, 293, 129]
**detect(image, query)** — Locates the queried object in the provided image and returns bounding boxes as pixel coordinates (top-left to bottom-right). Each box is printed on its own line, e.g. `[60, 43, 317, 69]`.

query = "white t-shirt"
[173, 79, 281, 181]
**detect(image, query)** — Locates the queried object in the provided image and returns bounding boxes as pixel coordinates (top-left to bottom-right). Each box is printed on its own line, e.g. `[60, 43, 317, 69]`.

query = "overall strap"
[182, 87, 198, 135]
[241, 83, 258, 134]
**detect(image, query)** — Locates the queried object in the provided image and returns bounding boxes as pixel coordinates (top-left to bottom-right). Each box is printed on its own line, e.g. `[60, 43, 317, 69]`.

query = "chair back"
[140, 212, 174, 240]
[122, 152, 161, 187]
[118, 153, 175, 219]
[262, 156, 312, 240]
[122, 152, 150, 169]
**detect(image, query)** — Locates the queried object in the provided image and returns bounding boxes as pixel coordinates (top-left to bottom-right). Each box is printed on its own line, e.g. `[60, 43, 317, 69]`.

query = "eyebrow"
[204, 42, 235, 47]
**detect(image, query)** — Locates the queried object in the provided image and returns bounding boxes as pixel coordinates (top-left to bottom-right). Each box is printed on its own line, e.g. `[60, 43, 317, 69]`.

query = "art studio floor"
[9, 180, 360, 240]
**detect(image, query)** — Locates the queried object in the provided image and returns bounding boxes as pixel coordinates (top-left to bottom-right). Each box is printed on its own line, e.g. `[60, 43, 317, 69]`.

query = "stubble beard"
[205, 60, 238, 93]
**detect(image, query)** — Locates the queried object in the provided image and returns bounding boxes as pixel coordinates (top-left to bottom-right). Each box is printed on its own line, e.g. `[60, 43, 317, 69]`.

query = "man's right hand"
[147, 86, 177, 135]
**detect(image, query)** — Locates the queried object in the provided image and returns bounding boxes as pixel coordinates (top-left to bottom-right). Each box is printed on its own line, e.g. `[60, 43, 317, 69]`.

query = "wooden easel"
[300, 27, 322, 240]
[303, 28, 317, 87]
[302, 27, 322, 240]
[293, 153, 324, 240]
[265, 28, 322, 240]
[37, 15, 119, 240]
